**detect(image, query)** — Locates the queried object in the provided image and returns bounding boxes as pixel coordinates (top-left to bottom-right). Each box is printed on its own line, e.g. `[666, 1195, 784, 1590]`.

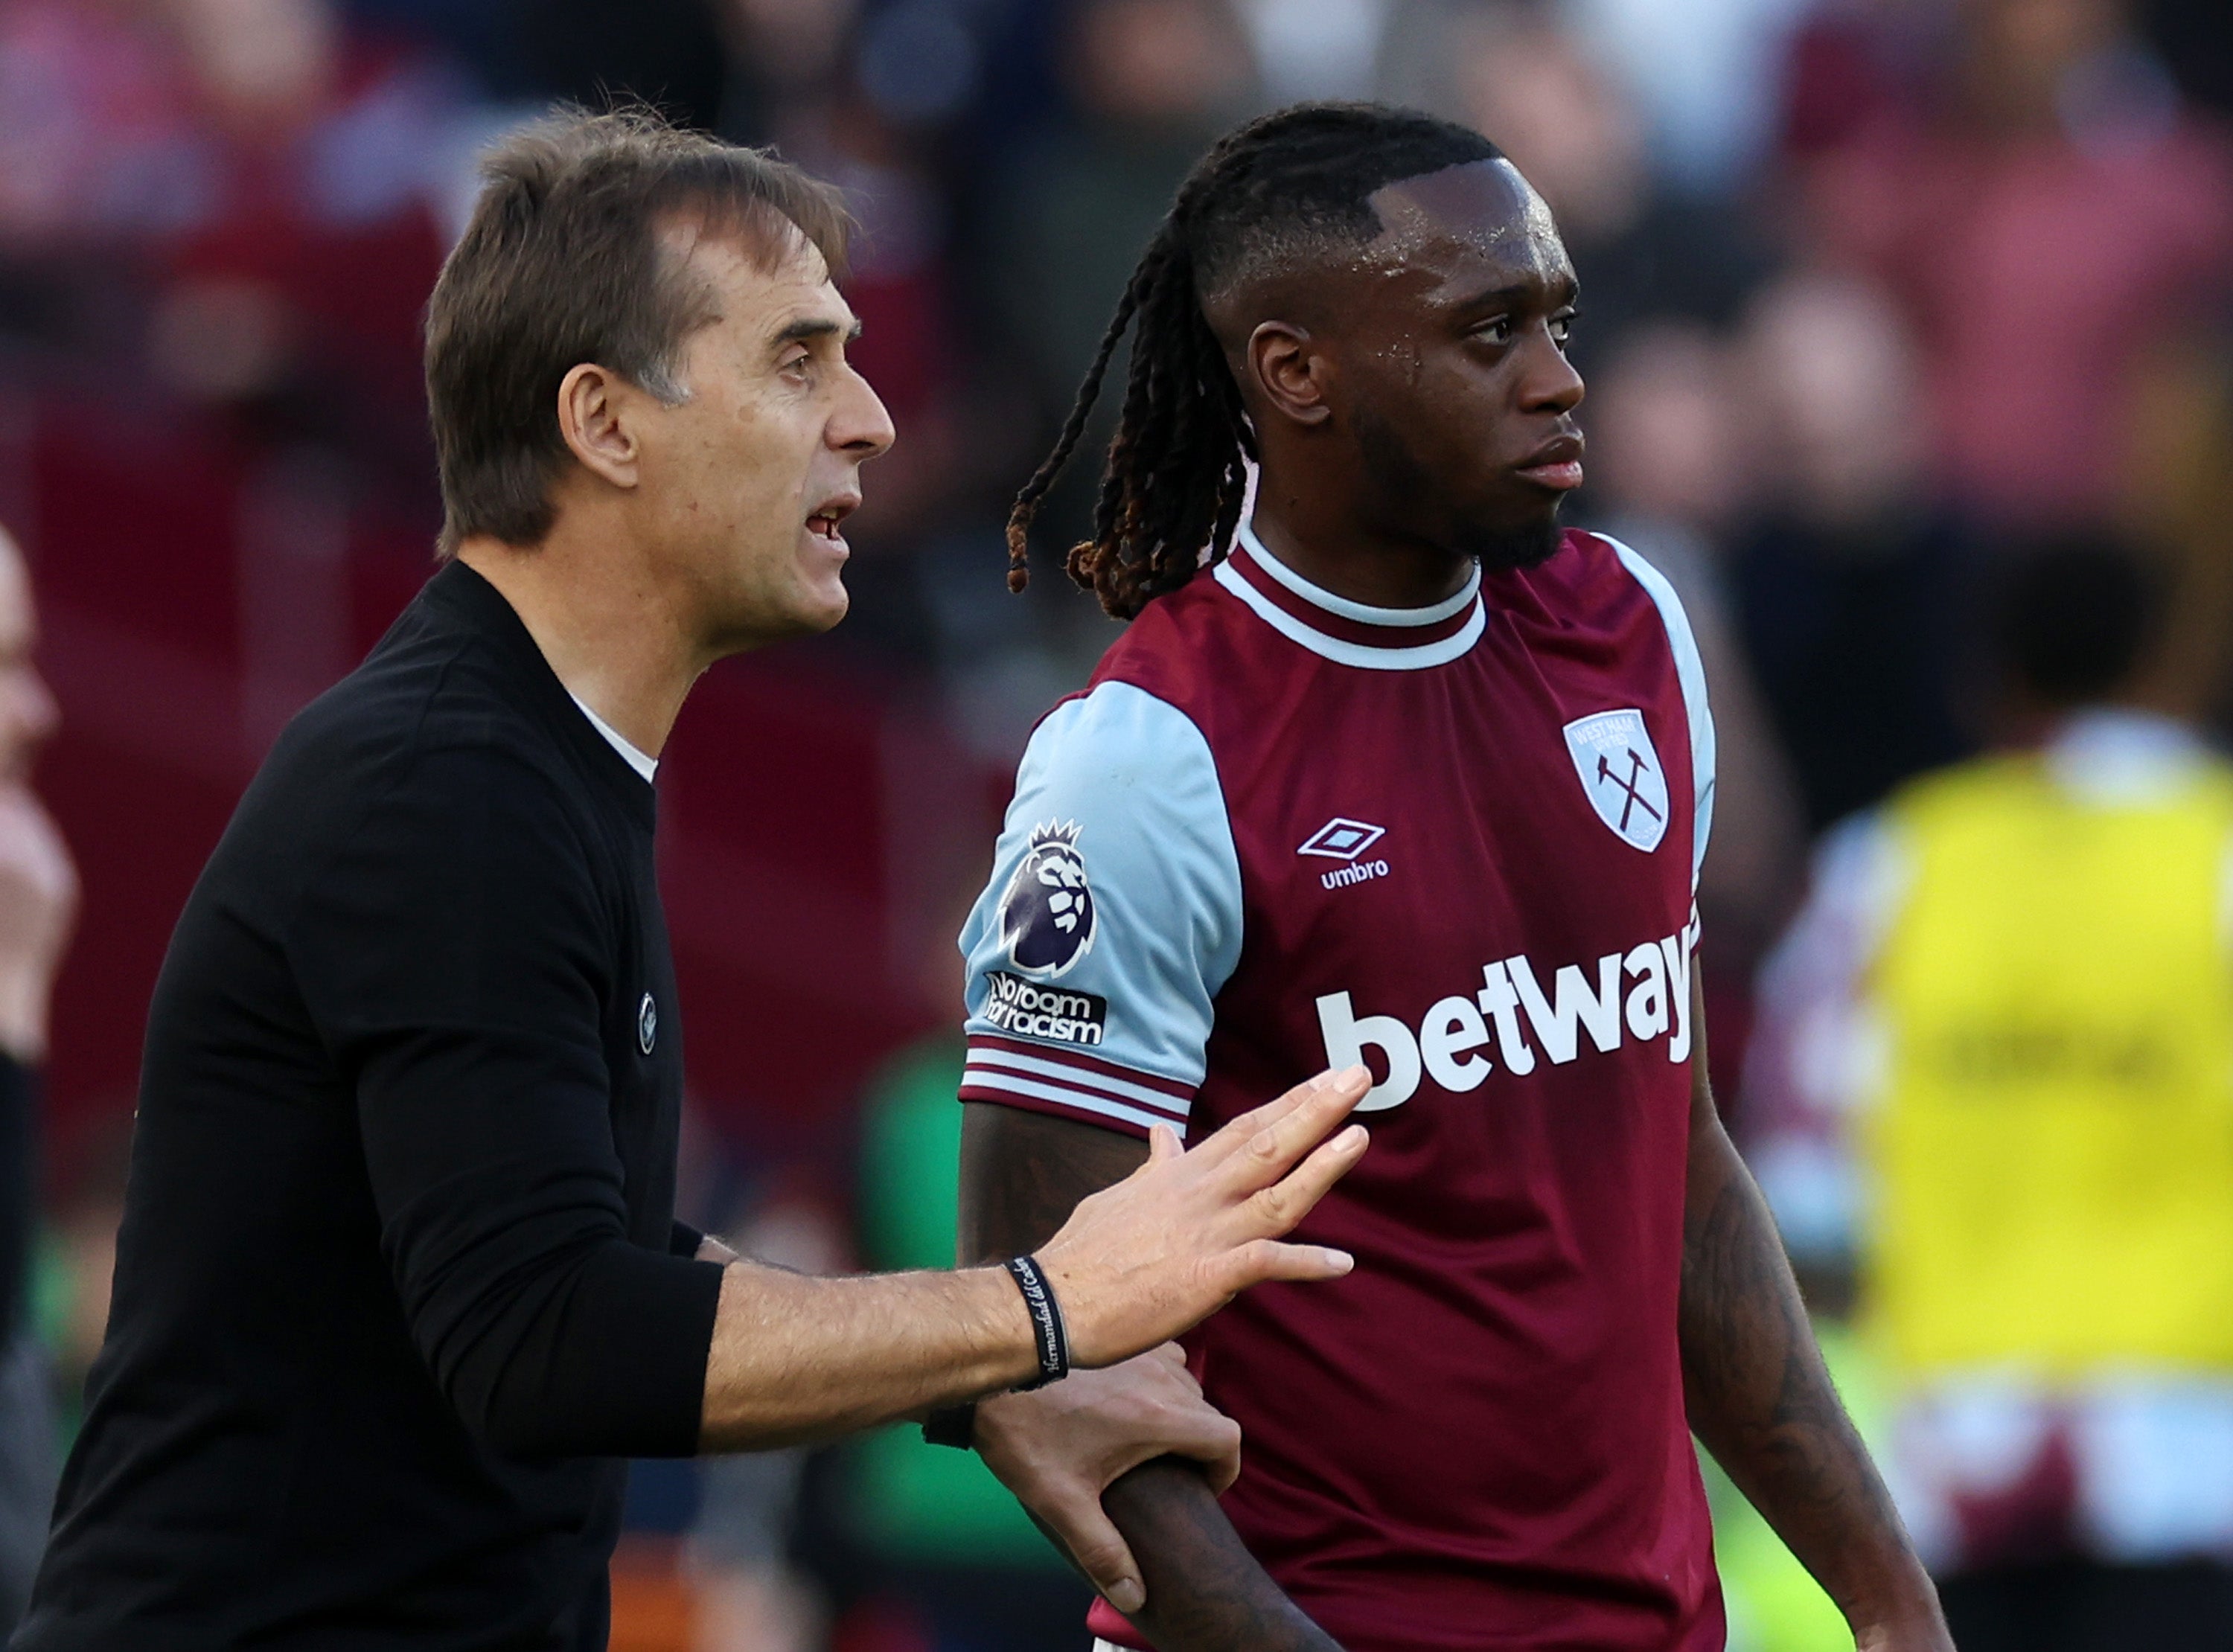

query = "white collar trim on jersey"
[569, 691, 659, 783]
[1216, 520, 1486, 671]
[1235, 520, 1482, 626]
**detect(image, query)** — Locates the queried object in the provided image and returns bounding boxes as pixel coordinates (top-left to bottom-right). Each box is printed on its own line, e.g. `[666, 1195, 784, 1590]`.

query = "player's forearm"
[1678, 1107, 1940, 1640]
[963, 1105, 1343, 1652]
[698, 1260, 1036, 1450]
[1102, 1461, 1345, 1652]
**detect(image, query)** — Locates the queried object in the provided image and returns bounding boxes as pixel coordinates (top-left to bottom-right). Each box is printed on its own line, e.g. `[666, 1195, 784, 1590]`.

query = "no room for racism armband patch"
[980, 970, 1108, 1048]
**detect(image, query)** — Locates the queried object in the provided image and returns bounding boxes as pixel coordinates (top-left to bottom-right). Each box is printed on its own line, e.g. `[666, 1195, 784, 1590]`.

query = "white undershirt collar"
[569, 691, 659, 783]
[1215, 519, 1486, 670]
[1236, 519, 1482, 625]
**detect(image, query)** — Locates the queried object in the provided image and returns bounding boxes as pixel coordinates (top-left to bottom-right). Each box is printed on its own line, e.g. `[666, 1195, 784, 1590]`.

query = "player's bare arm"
[1677, 981, 1952, 1652]
[962, 1104, 1344, 1652]
[698, 1066, 1370, 1449]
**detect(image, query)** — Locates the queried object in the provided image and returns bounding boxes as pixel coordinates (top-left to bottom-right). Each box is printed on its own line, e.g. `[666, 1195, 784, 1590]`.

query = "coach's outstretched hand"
[696, 1066, 1367, 1453]
[1035, 1064, 1370, 1368]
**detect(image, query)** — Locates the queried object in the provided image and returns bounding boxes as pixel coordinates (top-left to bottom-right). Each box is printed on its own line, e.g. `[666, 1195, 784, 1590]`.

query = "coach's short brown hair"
[425, 108, 852, 558]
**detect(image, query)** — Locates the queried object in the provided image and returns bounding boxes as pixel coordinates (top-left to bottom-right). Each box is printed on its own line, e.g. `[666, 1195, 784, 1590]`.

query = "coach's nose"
[832, 362, 896, 461]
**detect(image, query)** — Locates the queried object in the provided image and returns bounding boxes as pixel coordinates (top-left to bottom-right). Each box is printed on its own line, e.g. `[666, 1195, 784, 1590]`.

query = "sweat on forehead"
[1361, 160, 1554, 262]
[1196, 161, 1542, 340]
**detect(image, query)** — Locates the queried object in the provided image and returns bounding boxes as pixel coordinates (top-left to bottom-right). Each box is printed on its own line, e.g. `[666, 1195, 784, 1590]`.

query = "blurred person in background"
[1427, 2, 1772, 383]
[1578, 319, 1806, 1082]
[1729, 270, 1970, 834]
[956, 0, 1259, 746]
[1804, 0, 2233, 534]
[1566, 0, 1815, 190]
[985, 0, 1252, 554]
[718, 0, 860, 145]
[0, 525, 75, 1635]
[34, 1115, 132, 1443]
[0, 0, 479, 496]
[711, 0, 995, 668]
[1746, 537, 2233, 1650]
[681, 1173, 849, 1652]
[142, 0, 468, 490]
[828, 901, 1093, 1652]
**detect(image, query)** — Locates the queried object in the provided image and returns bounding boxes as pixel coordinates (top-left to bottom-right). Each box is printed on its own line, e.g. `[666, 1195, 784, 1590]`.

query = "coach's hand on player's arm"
[1034, 1064, 1370, 1364]
[974, 1343, 1239, 1616]
[697, 1065, 1370, 1450]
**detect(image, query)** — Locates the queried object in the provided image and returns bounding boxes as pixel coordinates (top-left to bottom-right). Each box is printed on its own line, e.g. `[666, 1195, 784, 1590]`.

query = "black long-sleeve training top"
[16, 561, 726, 1652]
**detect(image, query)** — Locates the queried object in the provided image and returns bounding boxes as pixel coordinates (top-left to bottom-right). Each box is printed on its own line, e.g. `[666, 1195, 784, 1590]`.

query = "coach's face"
[1328, 159, 1585, 566]
[642, 224, 894, 653]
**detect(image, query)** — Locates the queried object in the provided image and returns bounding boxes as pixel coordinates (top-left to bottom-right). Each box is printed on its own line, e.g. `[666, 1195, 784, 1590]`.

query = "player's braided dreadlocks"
[1005, 103, 1502, 619]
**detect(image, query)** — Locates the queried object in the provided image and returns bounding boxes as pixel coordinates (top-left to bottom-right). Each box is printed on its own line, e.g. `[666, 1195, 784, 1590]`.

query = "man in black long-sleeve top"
[25, 558, 718, 1648]
[13, 110, 1376, 1651]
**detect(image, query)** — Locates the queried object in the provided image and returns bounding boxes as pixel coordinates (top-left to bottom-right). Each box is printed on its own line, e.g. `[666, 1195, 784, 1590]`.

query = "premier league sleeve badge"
[997, 819, 1099, 979]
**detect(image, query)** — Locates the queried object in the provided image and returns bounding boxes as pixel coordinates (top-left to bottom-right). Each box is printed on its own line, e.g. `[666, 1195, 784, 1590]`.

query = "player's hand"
[975, 1343, 1239, 1616]
[1035, 1065, 1370, 1368]
[0, 784, 75, 1063]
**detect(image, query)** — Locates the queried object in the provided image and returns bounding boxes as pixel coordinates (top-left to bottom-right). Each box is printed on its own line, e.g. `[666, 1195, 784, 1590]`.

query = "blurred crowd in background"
[0, 0, 2229, 1648]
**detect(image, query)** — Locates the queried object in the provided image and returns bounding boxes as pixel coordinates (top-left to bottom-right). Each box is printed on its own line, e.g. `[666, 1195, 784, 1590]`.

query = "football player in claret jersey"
[951, 106, 1952, 1652]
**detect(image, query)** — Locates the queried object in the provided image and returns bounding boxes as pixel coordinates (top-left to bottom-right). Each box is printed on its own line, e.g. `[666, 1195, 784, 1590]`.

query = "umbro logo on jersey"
[997, 819, 1098, 980]
[1563, 709, 1670, 853]
[1300, 818, 1390, 891]
[1297, 817, 1386, 860]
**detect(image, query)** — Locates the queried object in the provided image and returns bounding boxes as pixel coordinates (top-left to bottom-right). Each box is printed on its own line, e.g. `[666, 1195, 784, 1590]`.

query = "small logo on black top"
[997, 820, 1097, 979]
[638, 992, 657, 1055]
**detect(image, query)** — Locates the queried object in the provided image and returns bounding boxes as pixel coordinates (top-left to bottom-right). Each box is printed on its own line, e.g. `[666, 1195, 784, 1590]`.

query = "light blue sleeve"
[1605, 536, 1718, 890]
[956, 681, 1243, 1139]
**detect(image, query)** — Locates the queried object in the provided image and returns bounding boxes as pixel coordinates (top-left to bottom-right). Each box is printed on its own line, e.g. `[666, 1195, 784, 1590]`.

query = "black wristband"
[922, 1403, 977, 1450]
[1005, 1254, 1070, 1390]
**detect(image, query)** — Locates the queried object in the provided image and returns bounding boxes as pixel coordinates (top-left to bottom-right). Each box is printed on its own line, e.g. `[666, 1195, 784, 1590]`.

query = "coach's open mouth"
[805, 494, 860, 545]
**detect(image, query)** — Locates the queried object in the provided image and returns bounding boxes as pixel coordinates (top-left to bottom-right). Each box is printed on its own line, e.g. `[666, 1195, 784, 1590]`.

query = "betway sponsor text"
[1316, 917, 1699, 1111]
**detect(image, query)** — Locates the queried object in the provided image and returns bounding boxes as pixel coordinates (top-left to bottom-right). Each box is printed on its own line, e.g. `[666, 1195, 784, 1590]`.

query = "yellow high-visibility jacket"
[1863, 743, 2233, 1375]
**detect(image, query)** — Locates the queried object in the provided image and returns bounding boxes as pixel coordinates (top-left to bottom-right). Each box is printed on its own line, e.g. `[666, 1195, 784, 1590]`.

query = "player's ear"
[1245, 321, 1332, 429]
[555, 362, 644, 490]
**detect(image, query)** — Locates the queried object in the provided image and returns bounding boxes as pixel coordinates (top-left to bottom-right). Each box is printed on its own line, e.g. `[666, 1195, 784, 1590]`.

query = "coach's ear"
[1245, 321, 1332, 429]
[555, 362, 644, 490]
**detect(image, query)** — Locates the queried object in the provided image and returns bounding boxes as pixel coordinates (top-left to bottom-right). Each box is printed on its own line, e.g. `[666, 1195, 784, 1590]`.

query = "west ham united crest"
[1563, 708, 1669, 853]
[997, 820, 1098, 979]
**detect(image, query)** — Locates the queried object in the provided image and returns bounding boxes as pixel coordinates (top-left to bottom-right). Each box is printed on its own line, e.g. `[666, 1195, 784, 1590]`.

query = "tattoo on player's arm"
[959, 1105, 1345, 1652]
[1675, 984, 1929, 1628]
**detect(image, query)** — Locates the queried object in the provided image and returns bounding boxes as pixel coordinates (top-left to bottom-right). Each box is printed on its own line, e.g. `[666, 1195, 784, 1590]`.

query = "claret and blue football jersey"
[960, 521, 1722, 1652]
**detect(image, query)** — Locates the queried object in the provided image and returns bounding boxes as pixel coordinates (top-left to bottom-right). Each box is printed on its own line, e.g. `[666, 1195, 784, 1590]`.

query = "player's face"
[1334, 159, 1585, 567]
[637, 227, 895, 653]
